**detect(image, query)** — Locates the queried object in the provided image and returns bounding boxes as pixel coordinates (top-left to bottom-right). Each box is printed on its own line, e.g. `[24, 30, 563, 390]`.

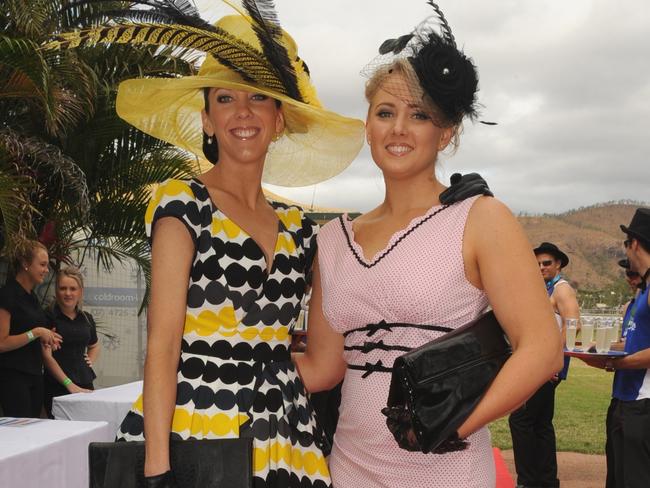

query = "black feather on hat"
[370, 1, 480, 125]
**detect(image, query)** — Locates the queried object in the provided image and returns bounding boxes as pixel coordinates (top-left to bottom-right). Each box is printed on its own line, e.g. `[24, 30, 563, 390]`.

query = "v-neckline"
[341, 203, 448, 268]
[192, 178, 282, 274]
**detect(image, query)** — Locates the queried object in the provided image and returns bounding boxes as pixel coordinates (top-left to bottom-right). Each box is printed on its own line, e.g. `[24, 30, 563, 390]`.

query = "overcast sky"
[197, 0, 650, 214]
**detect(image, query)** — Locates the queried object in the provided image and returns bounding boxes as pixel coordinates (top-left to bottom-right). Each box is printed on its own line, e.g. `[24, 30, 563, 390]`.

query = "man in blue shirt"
[584, 208, 650, 488]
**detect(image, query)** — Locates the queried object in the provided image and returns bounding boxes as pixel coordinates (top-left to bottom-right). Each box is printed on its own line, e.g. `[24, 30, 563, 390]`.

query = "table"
[0, 418, 111, 487]
[52, 380, 142, 437]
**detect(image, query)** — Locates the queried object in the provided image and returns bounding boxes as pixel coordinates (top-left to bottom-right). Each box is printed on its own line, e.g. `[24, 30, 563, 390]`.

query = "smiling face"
[22, 248, 49, 287]
[536, 252, 562, 281]
[201, 87, 284, 166]
[56, 275, 83, 313]
[365, 72, 453, 180]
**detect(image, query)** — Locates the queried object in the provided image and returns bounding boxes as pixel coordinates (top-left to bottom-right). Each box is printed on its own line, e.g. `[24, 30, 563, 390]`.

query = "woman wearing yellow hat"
[50, 3, 364, 487]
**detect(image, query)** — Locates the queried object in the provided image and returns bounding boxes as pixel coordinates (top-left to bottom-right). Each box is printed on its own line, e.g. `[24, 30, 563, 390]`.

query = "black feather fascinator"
[367, 1, 481, 126]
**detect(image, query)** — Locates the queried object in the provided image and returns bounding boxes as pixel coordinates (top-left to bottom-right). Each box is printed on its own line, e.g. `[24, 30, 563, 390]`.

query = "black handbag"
[384, 310, 511, 454]
[88, 438, 253, 488]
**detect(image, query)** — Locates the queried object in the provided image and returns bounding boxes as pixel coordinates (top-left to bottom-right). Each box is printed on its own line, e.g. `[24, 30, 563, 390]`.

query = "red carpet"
[493, 447, 515, 488]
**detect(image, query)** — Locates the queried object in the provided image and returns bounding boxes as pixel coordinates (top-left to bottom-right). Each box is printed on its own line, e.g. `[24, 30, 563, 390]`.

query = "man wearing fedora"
[509, 242, 579, 488]
[583, 208, 650, 488]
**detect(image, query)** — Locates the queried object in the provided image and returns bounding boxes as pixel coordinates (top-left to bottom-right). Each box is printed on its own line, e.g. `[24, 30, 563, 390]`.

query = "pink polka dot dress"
[317, 196, 496, 488]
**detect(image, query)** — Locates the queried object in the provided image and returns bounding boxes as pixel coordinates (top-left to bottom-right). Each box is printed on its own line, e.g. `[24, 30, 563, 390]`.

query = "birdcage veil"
[361, 1, 480, 127]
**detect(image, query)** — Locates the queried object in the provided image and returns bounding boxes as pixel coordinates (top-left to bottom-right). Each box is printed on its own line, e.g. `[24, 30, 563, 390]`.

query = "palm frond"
[64, 0, 213, 32]
[0, 163, 37, 251]
[0, 35, 96, 136]
[0, 128, 90, 217]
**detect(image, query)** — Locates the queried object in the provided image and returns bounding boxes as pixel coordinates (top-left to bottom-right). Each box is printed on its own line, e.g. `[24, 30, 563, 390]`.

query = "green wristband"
[26, 330, 35, 341]
[62, 377, 72, 387]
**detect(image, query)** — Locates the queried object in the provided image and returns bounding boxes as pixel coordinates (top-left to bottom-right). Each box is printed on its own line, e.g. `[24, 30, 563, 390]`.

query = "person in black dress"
[42, 267, 100, 417]
[0, 240, 62, 417]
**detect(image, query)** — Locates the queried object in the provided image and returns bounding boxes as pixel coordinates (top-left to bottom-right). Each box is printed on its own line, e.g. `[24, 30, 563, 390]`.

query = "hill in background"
[519, 201, 645, 303]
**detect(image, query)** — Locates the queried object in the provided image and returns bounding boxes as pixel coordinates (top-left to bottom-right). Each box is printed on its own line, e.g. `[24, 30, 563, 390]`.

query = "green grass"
[489, 360, 612, 454]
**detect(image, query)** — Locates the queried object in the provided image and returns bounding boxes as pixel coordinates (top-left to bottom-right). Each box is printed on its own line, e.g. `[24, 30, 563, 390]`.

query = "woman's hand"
[144, 471, 178, 488]
[34, 327, 62, 349]
[67, 382, 93, 394]
[84, 353, 93, 367]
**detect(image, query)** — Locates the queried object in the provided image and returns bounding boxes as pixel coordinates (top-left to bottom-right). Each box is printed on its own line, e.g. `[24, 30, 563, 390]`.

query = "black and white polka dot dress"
[117, 178, 330, 488]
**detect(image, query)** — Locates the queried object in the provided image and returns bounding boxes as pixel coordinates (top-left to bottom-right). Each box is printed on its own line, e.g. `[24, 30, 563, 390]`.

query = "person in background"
[508, 241, 580, 488]
[618, 258, 642, 341]
[582, 207, 650, 488]
[0, 240, 61, 417]
[42, 267, 100, 418]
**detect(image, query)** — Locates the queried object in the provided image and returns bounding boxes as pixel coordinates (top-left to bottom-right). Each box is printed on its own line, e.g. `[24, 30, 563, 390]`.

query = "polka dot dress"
[117, 179, 330, 488]
[317, 196, 496, 488]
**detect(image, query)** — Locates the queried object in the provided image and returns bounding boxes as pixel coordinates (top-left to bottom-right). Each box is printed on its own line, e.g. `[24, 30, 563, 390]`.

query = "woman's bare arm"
[293, 255, 347, 392]
[143, 217, 194, 476]
[0, 309, 61, 352]
[42, 346, 91, 393]
[86, 341, 100, 365]
[457, 197, 564, 437]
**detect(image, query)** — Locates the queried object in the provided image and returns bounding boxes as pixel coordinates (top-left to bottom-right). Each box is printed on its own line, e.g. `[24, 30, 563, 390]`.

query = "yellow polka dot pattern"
[144, 180, 194, 228]
[253, 442, 330, 478]
[184, 310, 289, 341]
[183, 307, 237, 336]
[170, 409, 249, 437]
[212, 217, 242, 238]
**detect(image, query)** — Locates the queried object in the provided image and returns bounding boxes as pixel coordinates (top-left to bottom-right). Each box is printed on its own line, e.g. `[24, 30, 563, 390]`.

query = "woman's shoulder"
[79, 310, 96, 326]
[466, 195, 517, 227]
[145, 178, 208, 235]
[153, 178, 200, 201]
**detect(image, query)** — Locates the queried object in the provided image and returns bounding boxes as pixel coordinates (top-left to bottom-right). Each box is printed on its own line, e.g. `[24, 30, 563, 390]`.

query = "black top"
[0, 279, 50, 375]
[45, 305, 98, 386]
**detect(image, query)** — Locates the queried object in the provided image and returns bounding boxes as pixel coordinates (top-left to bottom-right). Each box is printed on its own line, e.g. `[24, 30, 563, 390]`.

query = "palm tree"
[0, 0, 198, 306]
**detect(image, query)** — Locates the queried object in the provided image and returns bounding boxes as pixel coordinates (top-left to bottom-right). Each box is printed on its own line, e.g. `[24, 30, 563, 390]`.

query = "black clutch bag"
[88, 438, 253, 488]
[384, 310, 511, 454]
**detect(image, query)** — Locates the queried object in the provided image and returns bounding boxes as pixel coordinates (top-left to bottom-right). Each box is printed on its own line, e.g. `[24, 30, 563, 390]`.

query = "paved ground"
[501, 450, 607, 488]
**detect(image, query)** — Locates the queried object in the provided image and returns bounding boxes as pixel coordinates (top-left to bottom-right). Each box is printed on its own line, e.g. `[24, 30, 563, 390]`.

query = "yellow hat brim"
[116, 69, 364, 187]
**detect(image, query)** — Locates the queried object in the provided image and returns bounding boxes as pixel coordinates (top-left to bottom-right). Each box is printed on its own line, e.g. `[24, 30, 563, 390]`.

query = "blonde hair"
[14, 240, 48, 272]
[364, 59, 462, 151]
[55, 267, 85, 312]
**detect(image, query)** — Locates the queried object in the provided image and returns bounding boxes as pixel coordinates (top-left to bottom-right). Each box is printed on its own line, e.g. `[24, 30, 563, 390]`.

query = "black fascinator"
[364, 1, 480, 126]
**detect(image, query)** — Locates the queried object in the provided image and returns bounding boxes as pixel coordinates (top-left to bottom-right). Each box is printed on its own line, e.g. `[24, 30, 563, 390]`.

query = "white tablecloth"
[0, 418, 111, 488]
[52, 380, 142, 437]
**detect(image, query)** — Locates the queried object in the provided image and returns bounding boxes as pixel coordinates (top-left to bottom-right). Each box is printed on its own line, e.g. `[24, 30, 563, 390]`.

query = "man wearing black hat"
[509, 242, 579, 488]
[582, 208, 650, 488]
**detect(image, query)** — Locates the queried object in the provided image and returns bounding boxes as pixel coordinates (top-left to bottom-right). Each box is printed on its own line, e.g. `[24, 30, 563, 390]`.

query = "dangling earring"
[207, 136, 213, 145]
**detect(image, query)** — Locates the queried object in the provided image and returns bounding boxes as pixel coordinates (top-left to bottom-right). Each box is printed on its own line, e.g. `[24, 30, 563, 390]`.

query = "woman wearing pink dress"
[294, 3, 563, 487]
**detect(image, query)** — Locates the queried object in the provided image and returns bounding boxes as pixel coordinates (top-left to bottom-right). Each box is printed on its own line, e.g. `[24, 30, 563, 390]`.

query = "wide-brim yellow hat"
[115, 15, 364, 187]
